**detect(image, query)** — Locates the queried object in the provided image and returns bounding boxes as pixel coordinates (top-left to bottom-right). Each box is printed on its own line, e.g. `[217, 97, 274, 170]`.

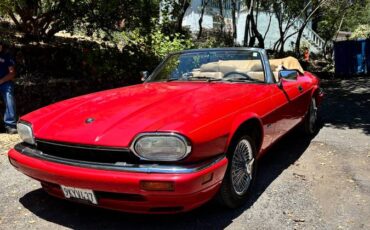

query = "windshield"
[148, 50, 266, 83]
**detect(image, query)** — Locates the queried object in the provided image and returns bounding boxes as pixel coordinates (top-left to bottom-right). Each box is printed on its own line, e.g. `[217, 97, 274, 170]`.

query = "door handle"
[298, 85, 303, 93]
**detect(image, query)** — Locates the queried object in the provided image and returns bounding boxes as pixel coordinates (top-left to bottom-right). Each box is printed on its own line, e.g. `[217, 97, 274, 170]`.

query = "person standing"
[0, 41, 17, 134]
[302, 47, 310, 70]
[303, 47, 310, 62]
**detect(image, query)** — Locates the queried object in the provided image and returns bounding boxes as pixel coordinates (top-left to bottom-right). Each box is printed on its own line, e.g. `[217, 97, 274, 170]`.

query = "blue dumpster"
[334, 39, 369, 75]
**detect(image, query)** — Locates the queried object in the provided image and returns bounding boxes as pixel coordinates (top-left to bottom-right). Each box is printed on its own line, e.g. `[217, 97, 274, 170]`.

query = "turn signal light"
[140, 181, 175, 191]
[201, 172, 213, 185]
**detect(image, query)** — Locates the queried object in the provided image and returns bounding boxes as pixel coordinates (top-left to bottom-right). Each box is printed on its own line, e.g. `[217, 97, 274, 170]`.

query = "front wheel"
[217, 135, 257, 208]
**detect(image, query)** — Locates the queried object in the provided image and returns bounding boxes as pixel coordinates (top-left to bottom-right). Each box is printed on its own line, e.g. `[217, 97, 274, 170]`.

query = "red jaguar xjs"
[9, 48, 323, 213]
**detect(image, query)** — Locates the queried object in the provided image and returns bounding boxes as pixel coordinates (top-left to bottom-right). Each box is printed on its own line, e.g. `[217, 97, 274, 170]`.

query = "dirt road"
[0, 77, 369, 229]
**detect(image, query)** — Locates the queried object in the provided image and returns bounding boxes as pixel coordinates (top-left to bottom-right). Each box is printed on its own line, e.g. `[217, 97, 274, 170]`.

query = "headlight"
[131, 133, 191, 161]
[17, 122, 35, 145]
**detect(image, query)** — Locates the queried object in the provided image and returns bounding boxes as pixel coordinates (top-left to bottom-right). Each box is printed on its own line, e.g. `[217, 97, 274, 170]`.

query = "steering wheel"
[223, 71, 252, 80]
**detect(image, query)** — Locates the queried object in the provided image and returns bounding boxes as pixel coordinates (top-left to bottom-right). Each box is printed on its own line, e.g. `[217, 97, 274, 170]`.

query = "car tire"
[217, 135, 257, 209]
[303, 97, 318, 135]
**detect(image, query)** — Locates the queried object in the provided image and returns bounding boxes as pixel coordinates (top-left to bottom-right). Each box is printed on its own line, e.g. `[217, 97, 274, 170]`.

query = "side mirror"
[278, 70, 298, 88]
[278, 70, 298, 81]
[140, 71, 149, 82]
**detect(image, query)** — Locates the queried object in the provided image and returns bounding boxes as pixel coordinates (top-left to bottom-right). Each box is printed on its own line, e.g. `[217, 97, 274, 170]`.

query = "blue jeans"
[0, 81, 17, 128]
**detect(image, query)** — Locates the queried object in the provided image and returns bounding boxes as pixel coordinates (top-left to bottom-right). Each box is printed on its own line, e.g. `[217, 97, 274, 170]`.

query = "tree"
[317, 0, 354, 53]
[243, 0, 264, 48]
[217, 0, 225, 35]
[173, 0, 191, 34]
[243, 0, 253, 46]
[0, 0, 87, 41]
[271, 0, 301, 54]
[0, 0, 160, 41]
[160, 0, 190, 35]
[231, 0, 238, 44]
[293, 0, 330, 55]
[270, 0, 327, 55]
[198, 0, 210, 39]
[341, 0, 370, 32]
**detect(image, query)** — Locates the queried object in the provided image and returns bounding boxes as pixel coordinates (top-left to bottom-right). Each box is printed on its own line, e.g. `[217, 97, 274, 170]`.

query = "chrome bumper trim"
[14, 143, 226, 174]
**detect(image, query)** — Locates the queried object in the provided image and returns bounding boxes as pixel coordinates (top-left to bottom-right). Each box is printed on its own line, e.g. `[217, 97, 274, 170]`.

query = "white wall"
[182, 0, 214, 32]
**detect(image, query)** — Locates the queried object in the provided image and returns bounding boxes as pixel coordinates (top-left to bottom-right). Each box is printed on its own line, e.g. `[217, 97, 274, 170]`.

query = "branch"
[7, 10, 21, 28]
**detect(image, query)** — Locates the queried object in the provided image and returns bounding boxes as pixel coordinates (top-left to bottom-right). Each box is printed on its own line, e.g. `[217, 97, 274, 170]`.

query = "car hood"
[22, 82, 268, 147]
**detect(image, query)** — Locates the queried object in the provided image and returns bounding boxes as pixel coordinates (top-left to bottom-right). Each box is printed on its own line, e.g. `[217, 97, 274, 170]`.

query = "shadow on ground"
[320, 76, 370, 135]
[19, 128, 316, 230]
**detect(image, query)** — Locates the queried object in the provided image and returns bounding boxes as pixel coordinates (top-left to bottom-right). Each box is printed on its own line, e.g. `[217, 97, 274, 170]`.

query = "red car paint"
[8, 49, 323, 214]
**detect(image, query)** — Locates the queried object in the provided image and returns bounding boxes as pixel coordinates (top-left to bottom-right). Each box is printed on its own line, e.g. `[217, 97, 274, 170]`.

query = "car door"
[269, 71, 311, 142]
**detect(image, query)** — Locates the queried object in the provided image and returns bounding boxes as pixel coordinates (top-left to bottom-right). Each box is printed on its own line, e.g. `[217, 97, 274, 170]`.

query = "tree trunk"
[218, 0, 224, 35]
[243, 15, 250, 46]
[294, 25, 306, 56]
[142, 0, 152, 35]
[177, 0, 190, 34]
[197, 0, 209, 39]
[250, 8, 264, 48]
[231, 0, 237, 45]
[263, 13, 272, 40]
[279, 39, 285, 56]
[243, 0, 253, 47]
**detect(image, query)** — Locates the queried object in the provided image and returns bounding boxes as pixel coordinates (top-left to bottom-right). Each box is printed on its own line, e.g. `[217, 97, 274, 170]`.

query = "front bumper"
[8, 144, 228, 213]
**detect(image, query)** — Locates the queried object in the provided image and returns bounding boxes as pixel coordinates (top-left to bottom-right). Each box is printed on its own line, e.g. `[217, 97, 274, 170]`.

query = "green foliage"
[150, 29, 194, 58]
[350, 24, 370, 39]
[300, 40, 311, 53]
[195, 37, 219, 49]
[341, 0, 370, 32]
[116, 21, 194, 59]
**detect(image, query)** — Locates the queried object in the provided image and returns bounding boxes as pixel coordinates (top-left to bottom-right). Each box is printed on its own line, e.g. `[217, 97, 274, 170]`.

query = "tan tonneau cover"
[270, 56, 304, 74]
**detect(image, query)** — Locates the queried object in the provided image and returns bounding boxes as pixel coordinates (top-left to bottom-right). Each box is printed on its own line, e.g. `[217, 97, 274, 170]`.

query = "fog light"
[140, 181, 175, 191]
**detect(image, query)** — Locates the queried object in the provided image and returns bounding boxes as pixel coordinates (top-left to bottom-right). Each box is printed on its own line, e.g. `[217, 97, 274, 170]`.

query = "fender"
[225, 112, 264, 153]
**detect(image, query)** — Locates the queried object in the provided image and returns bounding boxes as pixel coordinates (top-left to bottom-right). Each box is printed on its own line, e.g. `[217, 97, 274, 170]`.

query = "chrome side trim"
[14, 143, 226, 174]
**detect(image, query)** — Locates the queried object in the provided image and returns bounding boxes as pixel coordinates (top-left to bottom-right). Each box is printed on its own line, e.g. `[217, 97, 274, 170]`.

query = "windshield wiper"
[223, 78, 263, 83]
[187, 76, 223, 82]
[166, 78, 180, 82]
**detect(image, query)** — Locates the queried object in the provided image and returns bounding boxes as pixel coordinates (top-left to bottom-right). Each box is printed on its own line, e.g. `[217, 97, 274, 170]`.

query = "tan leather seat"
[190, 57, 303, 82]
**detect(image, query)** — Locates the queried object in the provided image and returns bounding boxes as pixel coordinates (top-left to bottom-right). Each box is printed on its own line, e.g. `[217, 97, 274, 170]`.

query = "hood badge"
[85, 118, 95, 124]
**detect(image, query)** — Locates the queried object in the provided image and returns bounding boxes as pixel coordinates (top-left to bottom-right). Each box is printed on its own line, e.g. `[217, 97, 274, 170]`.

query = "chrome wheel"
[231, 139, 255, 196]
[308, 98, 318, 133]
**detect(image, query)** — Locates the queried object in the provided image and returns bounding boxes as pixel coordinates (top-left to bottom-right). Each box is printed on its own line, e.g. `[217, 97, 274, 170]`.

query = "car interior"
[189, 56, 304, 83]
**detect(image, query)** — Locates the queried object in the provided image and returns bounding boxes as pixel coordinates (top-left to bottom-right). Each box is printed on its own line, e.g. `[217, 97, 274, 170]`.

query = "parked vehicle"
[9, 48, 324, 214]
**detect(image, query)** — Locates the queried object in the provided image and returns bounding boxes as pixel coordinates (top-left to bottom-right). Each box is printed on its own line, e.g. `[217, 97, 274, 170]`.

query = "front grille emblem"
[85, 118, 95, 124]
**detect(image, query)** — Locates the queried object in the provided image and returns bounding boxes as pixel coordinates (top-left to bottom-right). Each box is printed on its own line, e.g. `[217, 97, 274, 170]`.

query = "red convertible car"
[9, 48, 323, 214]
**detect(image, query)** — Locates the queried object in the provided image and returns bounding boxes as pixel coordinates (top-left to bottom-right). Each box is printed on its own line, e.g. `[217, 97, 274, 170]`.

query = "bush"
[7, 37, 160, 115]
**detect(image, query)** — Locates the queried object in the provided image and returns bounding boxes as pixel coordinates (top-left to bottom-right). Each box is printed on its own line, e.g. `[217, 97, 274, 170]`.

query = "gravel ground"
[0, 77, 369, 230]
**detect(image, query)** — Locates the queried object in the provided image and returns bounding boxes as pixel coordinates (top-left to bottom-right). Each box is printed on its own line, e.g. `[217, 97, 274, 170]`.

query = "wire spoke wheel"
[217, 135, 257, 208]
[231, 139, 254, 196]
